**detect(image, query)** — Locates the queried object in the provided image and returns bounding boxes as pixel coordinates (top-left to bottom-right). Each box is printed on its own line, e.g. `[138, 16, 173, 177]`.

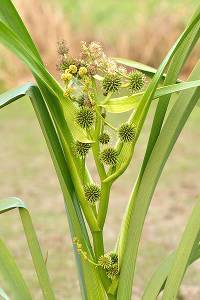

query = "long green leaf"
[0, 238, 32, 300]
[0, 0, 42, 62]
[102, 80, 200, 113]
[0, 5, 91, 143]
[28, 85, 105, 300]
[0, 85, 105, 299]
[117, 62, 200, 300]
[106, 9, 200, 187]
[0, 83, 34, 108]
[143, 245, 200, 300]
[162, 199, 200, 299]
[140, 8, 200, 180]
[0, 197, 56, 300]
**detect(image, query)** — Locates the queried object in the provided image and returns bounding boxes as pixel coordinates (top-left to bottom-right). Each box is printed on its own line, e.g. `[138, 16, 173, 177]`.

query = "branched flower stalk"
[57, 40, 147, 284]
[0, 2, 200, 300]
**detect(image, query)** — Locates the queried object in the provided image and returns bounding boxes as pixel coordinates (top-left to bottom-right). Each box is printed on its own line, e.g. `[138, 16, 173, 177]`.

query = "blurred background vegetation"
[0, 1, 200, 299]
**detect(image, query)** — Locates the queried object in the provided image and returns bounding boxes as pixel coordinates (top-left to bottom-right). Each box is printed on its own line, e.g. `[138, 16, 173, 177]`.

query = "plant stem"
[108, 294, 116, 300]
[92, 107, 106, 180]
[92, 231, 104, 258]
[97, 182, 112, 229]
[92, 231, 111, 291]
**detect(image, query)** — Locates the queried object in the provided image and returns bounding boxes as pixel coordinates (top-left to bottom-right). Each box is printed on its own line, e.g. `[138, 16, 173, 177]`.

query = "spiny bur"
[102, 73, 121, 95]
[128, 70, 145, 93]
[99, 147, 118, 166]
[118, 123, 136, 143]
[75, 107, 95, 129]
[73, 141, 91, 158]
[99, 132, 110, 145]
[84, 184, 101, 205]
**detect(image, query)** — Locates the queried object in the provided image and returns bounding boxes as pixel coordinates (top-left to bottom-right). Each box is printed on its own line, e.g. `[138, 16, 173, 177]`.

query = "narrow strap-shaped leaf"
[139, 11, 200, 178]
[28, 83, 106, 300]
[106, 9, 200, 188]
[0, 197, 56, 300]
[0, 238, 32, 300]
[0, 0, 42, 63]
[0, 19, 92, 143]
[143, 245, 200, 300]
[117, 60, 200, 299]
[0, 83, 35, 108]
[162, 199, 200, 299]
[144, 248, 200, 300]
[101, 80, 200, 113]
[0, 84, 105, 299]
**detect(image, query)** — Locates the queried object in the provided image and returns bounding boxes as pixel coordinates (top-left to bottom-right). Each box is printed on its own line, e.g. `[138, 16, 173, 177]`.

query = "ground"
[0, 96, 199, 299]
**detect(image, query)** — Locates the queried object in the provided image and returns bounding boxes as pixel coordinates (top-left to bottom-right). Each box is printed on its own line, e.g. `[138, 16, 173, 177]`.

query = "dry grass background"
[0, 0, 199, 88]
[0, 1, 200, 299]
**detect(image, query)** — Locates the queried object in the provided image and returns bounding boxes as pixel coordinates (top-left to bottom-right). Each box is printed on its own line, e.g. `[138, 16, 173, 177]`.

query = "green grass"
[0, 96, 199, 299]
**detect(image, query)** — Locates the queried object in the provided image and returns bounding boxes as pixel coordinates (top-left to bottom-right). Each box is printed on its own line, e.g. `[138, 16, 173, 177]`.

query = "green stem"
[92, 108, 106, 180]
[97, 182, 112, 229]
[92, 231, 111, 291]
[108, 294, 116, 300]
[92, 231, 104, 258]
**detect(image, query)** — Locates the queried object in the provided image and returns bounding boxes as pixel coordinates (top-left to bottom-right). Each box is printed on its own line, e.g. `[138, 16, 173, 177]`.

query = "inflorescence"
[99, 147, 118, 166]
[118, 123, 137, 143]
[84, 184, 101, 205]
[57, 41, 146, 208]
[73, 237, 120, 280]
[73, 141, 91, 158]
[98, 252, 119, 280]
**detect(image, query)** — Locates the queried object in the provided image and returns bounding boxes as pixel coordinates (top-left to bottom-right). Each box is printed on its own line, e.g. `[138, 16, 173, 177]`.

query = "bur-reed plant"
[0, 1, 200, 299]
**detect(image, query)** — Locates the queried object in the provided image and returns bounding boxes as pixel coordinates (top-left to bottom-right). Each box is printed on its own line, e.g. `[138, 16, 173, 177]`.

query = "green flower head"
[106, 263, 119, 279]
[73, 141, 91, 158]
[128, 70, 145, 93]
[99, 132, 110, 145]
[118, 123, 136, 143]
[84, 184, 101, 205]
[98, 255, 112, 270]
[99, 147, 118, 166]
[75, 107, 95, 129]
[102, 73, 121, 95]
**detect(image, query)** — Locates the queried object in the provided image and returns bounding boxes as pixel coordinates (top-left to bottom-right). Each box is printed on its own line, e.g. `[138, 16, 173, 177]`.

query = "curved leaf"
[162, 199, 200, 299]
[143, 245, 200, 300]
[117, 13, 200, 296]
[0, 238, 32, 300]
[101, 80, 200, 113]
[0, 197, 56, 300]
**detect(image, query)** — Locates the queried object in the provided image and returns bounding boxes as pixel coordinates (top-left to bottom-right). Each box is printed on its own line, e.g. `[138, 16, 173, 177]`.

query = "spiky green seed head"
[128, 70, 145, 93]
[99, 147, 118, 166]
[84, 184, 101, 205]
[75, 107, 95, 129]
[102, 74, 121, 95]
[98, 255, 112, 270]
[118, 123, 136, 143]
[109, 252, 118, 264]
[69, 64, 78, 74]
[73, 141, 91, 158]
[106, 263, 119, 279]
[99, 132, 110, 145]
